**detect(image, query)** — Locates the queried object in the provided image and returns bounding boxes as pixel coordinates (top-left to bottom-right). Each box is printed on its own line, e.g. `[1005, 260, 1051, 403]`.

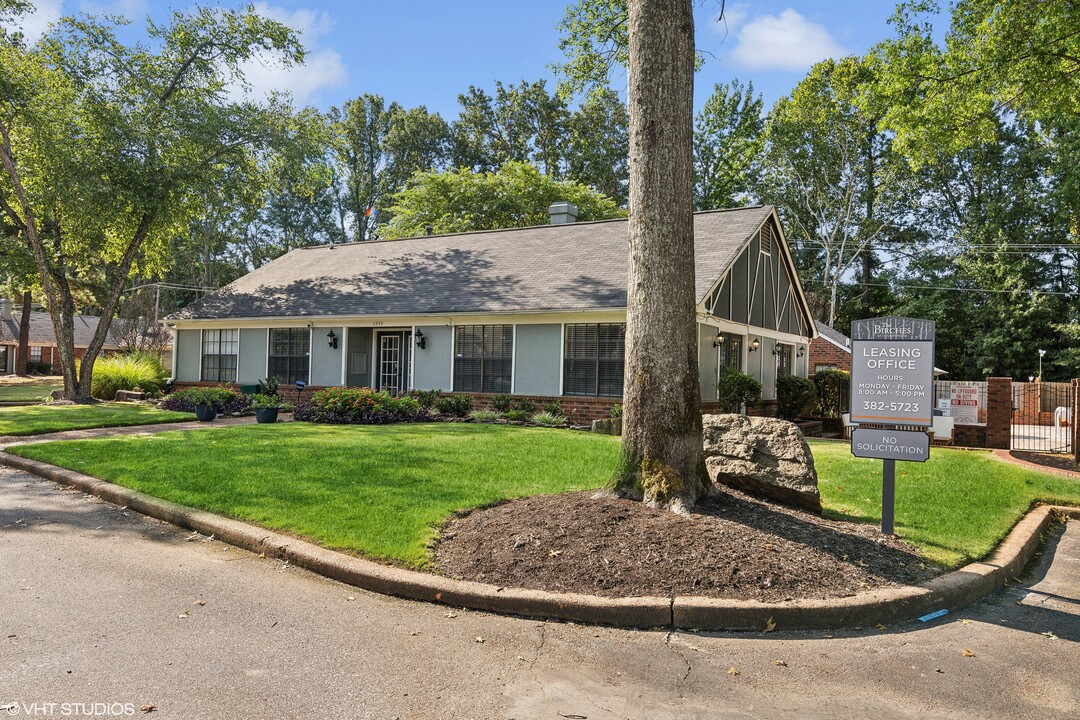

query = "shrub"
[408, 388, 441, 409]
[435, 394, 473, 417]
[250, 393, 292, 410]
[514, 397, 536, 413]
[812, 369, 849, 418]
[294, 386, 426, 425]
[469, 409, 502, 421]
[256, 376, 281, 396]
[162, 387, 251, 415]
[716, 366, 762, 414]
[776, 374, 817, 421]
[503, 409, 529, 421]
[529, 411, 565, 427]
[491, 393, 513, 412]
[610, 404, 623, 418]
[91, 352, 169, 400]
[26, 362, 53, 375]
[543, 400, 562, 415]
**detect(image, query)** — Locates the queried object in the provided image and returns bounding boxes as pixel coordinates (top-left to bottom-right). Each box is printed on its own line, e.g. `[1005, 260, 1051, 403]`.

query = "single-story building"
[166, 204, 817, 420]
[0, 300, 170, 375]
[0, 301, 113, 374]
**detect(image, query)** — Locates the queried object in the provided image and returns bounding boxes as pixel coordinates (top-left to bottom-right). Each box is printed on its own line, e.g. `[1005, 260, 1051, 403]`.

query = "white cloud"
[232, 3, 347, 105]
[730, 9, 847, 71]
[12, 0, 63, 42]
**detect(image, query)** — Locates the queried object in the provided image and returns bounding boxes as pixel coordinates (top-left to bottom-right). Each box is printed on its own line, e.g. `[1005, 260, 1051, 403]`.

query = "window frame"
[200, 328, 239, 383]
[29, 346, 42, 364]
[563, 323, 626, 398]
[267, 327, 311, 386]
[453, 324, 513, 394]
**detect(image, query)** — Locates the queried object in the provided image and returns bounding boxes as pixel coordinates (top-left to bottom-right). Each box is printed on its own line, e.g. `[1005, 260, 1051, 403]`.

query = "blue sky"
[18, 1, 912, 116]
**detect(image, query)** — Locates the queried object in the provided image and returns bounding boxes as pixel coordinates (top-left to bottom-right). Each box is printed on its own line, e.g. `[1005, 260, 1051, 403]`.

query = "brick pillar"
[985, 377, 1013, 450]
[1072, 379, 1078, 463]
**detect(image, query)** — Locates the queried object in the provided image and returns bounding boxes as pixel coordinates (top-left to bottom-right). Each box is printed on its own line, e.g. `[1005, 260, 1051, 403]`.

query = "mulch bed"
[1010, 451, 1080, 476]
[433, 487, 939, 601]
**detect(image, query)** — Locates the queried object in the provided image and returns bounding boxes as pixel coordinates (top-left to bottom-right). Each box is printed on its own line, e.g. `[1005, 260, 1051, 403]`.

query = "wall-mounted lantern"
[797, 346, 806, 358]
[415, 330, 426, 350]
[772, 342, 783, 355]
[748, 338, 761, 352]
[327, 329, 338, 349]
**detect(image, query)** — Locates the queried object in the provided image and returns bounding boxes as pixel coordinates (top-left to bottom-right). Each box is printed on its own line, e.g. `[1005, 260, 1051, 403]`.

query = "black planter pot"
[254, 407, 279, 424]
[194, 404, 217, 422]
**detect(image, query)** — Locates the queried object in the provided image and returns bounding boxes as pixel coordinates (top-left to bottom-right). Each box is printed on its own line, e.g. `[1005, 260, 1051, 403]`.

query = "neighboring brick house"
[0, 302, 123, 374]
[808, 322, 852, 374]
[167, 204, 819, 420]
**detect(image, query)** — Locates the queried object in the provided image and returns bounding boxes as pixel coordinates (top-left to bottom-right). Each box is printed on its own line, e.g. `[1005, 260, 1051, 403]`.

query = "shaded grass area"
[810, 440, 1080, 566]
[9, 423, 621, 566]
[0, 403, 193, 436]
[0, 380, 62, 402]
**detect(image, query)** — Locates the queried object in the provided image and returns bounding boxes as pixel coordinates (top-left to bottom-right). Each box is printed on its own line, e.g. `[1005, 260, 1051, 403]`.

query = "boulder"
[114, 389, 146, 402]
[702, 414, 821, 513]
[591, 417, 622, 436]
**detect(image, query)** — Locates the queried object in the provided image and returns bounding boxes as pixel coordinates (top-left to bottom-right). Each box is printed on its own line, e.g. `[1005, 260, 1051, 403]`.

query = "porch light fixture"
[797, 346, 806, 358]
[772, 342, 783, 355]
[712, 332, 724, 348]
[748, 338, 760, 352]
[415, 330, 426, 350]
[326, 329, 338, 349]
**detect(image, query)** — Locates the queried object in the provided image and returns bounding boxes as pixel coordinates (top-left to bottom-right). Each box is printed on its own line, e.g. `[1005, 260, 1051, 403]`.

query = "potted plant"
[251, 393, 291, 424]
[191, 389, 217, 422]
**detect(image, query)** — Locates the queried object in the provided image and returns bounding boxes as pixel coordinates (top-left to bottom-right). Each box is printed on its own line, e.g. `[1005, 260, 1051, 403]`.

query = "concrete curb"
[3, 451, 1075, 631]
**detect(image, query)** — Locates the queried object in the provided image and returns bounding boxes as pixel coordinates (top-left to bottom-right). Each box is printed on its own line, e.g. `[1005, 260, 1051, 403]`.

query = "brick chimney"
[548, 201, 579, 225]
[0, 298, 12, 321]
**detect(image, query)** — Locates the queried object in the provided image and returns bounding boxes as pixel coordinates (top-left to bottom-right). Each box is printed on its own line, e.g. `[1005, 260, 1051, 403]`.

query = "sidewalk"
[0, 414, 287, 450]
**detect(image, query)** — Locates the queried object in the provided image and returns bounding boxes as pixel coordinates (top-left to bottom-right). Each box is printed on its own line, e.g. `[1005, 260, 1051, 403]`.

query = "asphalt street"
[2, 465, 1078, 720]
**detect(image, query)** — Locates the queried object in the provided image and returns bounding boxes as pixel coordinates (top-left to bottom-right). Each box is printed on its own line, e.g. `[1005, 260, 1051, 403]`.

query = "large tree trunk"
[608, 0, 709, 512]
[15, 290, 30, 375]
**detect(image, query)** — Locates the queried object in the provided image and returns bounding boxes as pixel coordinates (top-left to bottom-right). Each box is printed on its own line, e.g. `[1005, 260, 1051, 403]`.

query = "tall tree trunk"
[608, 0, 708, 512]
[15, 290, 30, 375]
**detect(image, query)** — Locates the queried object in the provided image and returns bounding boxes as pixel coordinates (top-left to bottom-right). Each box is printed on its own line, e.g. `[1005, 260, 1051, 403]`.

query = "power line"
[855, 278, 1075, 295]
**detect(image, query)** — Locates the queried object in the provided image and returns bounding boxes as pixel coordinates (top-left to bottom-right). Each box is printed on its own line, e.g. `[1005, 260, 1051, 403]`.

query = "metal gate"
[1011, 381, 1073, 454]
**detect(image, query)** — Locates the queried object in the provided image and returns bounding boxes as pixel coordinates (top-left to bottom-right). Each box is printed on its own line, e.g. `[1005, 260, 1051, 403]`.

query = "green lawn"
[8, 424, 1077, 570]
[811, 440, 1080, 566]
[0, 403, 194, 436]
[8, 423, 621, 566]
[0, 380, 62, 402]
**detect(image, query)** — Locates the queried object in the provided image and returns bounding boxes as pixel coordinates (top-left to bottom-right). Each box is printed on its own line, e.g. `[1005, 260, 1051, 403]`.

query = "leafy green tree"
[0, 5, 301, 399]
[757, 56, 911, 325]
[693, 79, 764, 210]
[567, 88, 629, 205]
[451, 80, 570, 177]
[382, 160, 623, 238]
[330, 94, 398, 242]
[875, 0, 1080, 163]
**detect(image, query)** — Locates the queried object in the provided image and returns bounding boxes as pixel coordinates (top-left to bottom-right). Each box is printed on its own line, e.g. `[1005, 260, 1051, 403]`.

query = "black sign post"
[849, 317, 936, 535]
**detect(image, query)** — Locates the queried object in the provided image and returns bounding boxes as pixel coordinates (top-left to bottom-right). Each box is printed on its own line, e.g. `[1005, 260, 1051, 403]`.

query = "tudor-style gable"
[699, 212, 814, 338]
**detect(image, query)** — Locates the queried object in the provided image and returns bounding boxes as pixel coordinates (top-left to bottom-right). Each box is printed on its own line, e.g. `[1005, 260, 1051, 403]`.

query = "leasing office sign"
[850, 317, 935, 428]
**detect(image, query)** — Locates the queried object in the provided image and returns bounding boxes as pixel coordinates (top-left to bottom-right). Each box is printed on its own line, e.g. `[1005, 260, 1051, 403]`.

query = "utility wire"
[857, 281, 1076, 296]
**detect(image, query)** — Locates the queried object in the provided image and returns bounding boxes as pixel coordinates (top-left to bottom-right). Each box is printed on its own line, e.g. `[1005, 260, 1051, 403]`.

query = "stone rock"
[591, 417, 622, 436]
[50, 389, 65, 401]
[702, 414, 821, 513]
[114, 389, 146, 402]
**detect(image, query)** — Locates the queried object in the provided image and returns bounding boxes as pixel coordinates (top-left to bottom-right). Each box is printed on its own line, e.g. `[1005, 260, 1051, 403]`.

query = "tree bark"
[608, 0, 709, 512]
[15, 290, 31, 375]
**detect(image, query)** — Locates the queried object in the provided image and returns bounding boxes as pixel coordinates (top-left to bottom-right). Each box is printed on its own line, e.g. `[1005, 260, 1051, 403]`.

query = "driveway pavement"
[1, 465, 1078, 720]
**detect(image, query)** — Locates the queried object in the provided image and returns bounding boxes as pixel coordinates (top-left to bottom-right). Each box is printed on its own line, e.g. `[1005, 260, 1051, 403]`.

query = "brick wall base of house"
[807, 338, 851, 374]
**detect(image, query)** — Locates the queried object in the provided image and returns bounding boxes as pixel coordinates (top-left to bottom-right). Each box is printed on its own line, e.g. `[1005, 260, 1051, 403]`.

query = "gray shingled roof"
[814, 321, 851, 350]
[171, 206, 775, 321]
[0, 312, 114, 347]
